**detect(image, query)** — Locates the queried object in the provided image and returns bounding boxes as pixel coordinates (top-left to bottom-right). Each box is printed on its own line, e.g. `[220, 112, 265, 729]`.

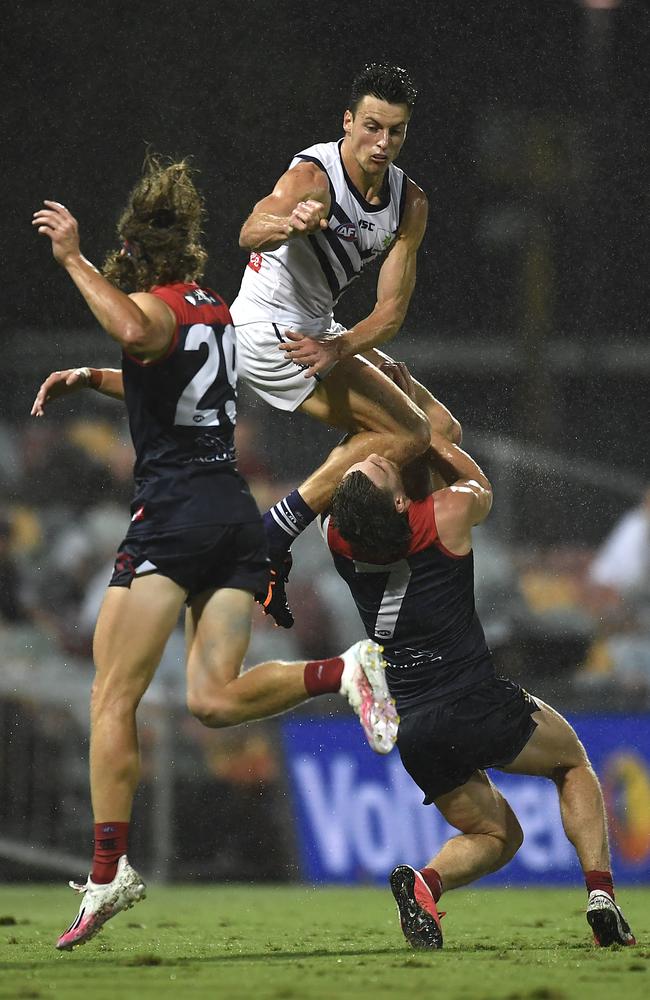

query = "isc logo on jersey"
[335, 223, 357, 242]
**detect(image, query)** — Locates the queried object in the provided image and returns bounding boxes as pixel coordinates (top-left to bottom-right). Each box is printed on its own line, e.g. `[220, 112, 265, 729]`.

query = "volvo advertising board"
[282, 716, 650, 885]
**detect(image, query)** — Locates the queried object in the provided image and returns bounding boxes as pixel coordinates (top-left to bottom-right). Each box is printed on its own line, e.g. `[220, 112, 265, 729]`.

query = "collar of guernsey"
[232, 139, 410, 332]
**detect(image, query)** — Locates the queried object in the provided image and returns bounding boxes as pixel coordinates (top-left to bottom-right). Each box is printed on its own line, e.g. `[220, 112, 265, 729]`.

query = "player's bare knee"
[412, 407, 431, 452]
[187, 691, 236, 729]
[447, 413, 462, 446]
[90, 683, 139, 724]
[425, 402, 461, 445]
[395, 408, 430, 462]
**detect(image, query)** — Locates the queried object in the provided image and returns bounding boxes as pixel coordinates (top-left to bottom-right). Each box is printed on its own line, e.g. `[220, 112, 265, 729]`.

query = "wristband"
[87, 368, 103, 390]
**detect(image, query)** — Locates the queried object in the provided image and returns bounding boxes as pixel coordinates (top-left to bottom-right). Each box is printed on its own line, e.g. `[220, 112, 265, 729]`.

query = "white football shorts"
[235, 319, 346, 412]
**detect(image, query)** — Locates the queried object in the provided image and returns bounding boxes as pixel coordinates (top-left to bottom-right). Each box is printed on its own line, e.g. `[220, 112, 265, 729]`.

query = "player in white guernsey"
[231, 64, 460, 628]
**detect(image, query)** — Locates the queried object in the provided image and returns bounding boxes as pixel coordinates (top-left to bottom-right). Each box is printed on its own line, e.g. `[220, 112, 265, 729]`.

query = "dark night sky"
[1, 0, 649, 544]
[5, 0, 648, 333]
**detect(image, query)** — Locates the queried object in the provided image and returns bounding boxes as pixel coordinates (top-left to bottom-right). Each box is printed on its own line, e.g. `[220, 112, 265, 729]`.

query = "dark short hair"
[349, 63, 418, 114]
[331, 471, 411, 561]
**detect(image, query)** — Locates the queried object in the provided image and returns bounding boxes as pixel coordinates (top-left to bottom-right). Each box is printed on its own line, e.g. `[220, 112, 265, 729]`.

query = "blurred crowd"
[1, 410, 650, 707]
[2, 406, 650, 878]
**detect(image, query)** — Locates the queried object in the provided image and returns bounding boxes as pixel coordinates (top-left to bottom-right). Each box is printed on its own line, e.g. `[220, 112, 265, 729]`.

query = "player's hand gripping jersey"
[325, 495, 495, 714]
[233, 140, 409, 331]
[122, 283, 259, 530]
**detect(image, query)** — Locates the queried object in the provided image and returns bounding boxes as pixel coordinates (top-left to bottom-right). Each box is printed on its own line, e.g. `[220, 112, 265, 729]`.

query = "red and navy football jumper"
[122, 282, 259, 531]
[326, 495, 495, 714]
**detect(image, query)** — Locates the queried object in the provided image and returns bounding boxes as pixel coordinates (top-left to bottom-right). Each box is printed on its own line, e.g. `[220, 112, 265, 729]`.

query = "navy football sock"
[263, 490, 317, 557]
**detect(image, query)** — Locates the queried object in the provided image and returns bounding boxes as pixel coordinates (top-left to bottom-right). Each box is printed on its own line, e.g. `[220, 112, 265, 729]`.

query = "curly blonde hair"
[102, 154, 208, 291]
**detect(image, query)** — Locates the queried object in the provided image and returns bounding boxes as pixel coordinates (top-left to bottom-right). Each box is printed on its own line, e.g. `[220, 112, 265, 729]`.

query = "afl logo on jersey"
[335, 223, 357, 242]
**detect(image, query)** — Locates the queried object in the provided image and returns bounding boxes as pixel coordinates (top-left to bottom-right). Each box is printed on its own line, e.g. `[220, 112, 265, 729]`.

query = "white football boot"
[56, 854, 146, 951]
[339, 639, 399, 754]
[586, 890, 636, 947]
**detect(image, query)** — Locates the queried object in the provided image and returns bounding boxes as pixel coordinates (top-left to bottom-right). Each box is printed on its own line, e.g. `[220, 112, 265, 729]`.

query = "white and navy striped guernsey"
[233, 139, 410, 332]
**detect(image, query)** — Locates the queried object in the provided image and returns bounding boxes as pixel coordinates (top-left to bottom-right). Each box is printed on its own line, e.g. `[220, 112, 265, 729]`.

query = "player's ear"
[395, 494, 410, 515]
[343, 109, 353, 136]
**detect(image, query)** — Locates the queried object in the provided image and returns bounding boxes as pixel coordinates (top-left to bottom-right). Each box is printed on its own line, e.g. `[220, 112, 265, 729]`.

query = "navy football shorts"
[109, 520, 269, 603]
[396, 676, 539, 803]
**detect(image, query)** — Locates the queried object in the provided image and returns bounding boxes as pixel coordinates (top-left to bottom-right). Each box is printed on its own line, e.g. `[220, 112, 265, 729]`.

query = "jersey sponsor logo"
[247, 252, 263, 272]
[131, 505, 145, 522]
[335, 223, 357, 242]
[359, 219, 375, 232]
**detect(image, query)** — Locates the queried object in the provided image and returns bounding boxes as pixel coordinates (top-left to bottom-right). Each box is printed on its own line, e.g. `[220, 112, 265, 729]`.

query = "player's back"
[122, 282, 259, 530]
[325, 495, 494, 712]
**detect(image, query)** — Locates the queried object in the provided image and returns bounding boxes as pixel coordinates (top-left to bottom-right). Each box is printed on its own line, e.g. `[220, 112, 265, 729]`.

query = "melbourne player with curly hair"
[31, 155, 398, 951]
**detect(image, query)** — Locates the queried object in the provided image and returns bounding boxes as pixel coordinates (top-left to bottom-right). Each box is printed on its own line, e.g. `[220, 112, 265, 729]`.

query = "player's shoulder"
[150, 282, 231, 325]
[432, 484, 475, 521]
[290, 140, 339, 174]
[406, 495, 438, 553]
[402, 175, 428, 213]
[395, 175, 428, 240]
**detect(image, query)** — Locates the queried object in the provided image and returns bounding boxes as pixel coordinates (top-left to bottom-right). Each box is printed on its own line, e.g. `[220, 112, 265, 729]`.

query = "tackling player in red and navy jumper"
[325, 372, 636, 952]
[326, 494, 495, 713]
[32, 156, 398, 953]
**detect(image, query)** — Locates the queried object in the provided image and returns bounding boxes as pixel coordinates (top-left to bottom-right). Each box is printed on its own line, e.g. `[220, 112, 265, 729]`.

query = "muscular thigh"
[499, 700, 588, 778]
[434, 770, 513, 837]
[93, 574, 186, 698]
[299, 353, 427, 435]
[185, 588, 254, 696]
[364, 347, 459, 439]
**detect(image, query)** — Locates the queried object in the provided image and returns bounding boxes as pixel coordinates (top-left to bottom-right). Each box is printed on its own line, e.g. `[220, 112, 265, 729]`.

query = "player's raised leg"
[261, 354, 431, 626]
[500, 701, 636, 947]
[57, 575, 185, 950]
[184, 587, 397, 753]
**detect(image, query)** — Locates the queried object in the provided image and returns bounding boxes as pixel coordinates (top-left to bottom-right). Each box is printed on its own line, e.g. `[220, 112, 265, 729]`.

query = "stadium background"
[2, 0, 650, 891]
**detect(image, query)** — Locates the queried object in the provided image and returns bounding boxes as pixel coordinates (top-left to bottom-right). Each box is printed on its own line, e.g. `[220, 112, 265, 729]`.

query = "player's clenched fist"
[32, 201, 81, 265]
[286, 199, 328, 237]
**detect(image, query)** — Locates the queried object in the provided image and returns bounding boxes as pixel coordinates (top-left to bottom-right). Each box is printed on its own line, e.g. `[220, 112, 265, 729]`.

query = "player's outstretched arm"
[346, 179, 427, 354]
[347, 179, 428, 357]
[32, 201, 175, 360]
[238, 162, 330, 252]
[31, 367, 125, 417]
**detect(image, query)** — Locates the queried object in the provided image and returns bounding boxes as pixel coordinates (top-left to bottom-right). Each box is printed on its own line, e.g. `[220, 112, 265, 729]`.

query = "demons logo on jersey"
[184, 288, 219, 307]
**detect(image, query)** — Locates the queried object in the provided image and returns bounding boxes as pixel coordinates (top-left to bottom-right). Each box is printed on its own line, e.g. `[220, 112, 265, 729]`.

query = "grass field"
[0, 883, 648, 1000]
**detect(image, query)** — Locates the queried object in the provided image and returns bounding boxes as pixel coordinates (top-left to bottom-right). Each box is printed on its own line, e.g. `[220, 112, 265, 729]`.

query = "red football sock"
[419, 866, 443, 903]
[91, 821, 130, 885]
[304, 657, 345, 696]
[585, 869, 615, 900]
